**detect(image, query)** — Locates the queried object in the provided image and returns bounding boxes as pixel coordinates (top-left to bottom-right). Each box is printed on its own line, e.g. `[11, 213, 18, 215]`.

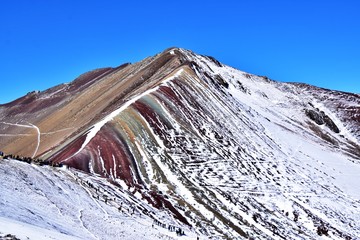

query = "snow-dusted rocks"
[0, 48, 359, 239]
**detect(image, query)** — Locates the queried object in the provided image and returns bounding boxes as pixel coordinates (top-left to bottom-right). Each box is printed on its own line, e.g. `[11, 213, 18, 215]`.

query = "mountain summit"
[1, 48, 360, 239]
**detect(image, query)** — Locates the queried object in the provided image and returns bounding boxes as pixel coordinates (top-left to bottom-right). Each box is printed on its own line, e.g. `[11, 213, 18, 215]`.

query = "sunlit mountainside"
[1, 48, 359, 239]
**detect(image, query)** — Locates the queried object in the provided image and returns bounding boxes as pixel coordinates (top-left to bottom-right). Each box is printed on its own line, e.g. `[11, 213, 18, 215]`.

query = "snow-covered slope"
[1, 48, 359, 239]
[0, 159, 199, 240]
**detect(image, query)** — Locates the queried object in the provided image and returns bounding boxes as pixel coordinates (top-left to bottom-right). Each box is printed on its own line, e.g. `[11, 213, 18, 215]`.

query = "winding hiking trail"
[1, 121, 40, 158]
[1, 121, 77, 159]
[27, 123, 40, 158]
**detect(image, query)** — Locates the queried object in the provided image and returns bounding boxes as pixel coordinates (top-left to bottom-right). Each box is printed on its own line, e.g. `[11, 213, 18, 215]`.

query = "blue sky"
[1, 0, 359, 104]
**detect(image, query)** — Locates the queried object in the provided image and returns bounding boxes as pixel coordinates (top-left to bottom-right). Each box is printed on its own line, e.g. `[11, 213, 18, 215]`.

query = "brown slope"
[0, 48, 184, 158]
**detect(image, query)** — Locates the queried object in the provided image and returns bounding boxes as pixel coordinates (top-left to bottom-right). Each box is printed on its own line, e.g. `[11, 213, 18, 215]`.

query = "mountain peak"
[1, 48, 360, 239]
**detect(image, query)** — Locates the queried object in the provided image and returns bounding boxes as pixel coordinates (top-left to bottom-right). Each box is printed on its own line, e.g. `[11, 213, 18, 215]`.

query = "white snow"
[0, 216, 81, 240]
[0, 159, 202, 240]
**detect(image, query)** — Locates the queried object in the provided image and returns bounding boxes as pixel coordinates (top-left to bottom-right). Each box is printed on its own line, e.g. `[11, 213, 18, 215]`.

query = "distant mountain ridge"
[1, 48, 360, 239]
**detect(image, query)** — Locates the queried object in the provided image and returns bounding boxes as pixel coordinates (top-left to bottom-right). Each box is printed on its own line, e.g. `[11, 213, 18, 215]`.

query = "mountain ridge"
[1, 47, 360, 239]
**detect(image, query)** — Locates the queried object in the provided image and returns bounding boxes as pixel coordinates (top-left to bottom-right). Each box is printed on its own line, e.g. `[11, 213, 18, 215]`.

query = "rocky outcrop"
[305, 108, 340, 133]
[323, 115, 340, 133]
[293, 83, 360, 141]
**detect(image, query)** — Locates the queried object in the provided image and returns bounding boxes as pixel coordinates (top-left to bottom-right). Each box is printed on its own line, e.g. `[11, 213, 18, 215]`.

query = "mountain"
[0, 48, 360, 239]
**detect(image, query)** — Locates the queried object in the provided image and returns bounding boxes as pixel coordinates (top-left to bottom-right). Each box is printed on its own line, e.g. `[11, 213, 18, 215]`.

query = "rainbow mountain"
[0, 48, 360, 239]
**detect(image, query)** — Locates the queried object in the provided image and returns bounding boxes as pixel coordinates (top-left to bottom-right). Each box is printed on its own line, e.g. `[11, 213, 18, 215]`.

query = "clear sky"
[1, 0, 359, 104]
